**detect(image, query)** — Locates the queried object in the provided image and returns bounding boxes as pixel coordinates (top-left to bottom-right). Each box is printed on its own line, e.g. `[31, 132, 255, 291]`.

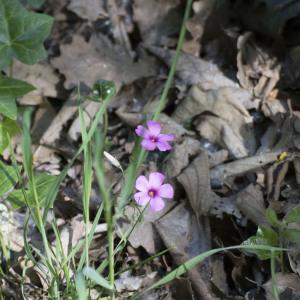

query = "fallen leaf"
[236, 184, 267, 226]
[51, 34, 157, 91]
[167, 137, 201, 178]
[12, 61, 60, 105]
[155, 204, 216, 299]
[67, 0, 106, 21]
[177, 151, 213, 216]
[210, 152, 280, 187]
[117, 201, 176, 255]
[237, 32, 280, 98]
[146, 45, 238, 89]
[263, 273, 300, 300]
[194, 114, 249, 159]
[133, 0, 181, 46]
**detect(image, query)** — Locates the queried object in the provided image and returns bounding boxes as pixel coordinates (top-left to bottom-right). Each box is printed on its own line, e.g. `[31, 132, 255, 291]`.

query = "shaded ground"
[2, 0, 300, 299]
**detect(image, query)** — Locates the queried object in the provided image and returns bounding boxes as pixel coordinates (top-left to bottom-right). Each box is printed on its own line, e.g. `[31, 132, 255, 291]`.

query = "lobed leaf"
[0, 0, 53, 68]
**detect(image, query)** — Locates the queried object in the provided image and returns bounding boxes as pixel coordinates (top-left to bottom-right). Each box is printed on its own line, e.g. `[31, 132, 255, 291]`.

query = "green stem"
[117, 0, 193, 213]
[95, 133, 115, 299]
[271, 250, 280, 300]
[153, 0, 193, 120]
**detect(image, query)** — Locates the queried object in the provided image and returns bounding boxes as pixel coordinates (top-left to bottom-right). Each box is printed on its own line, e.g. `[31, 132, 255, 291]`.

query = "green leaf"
[0, 96, 17, 119]
[283, 229, 300, 244]
[242, 227, 279, 260]
[82, 267, 112, 290]
[0, 0, 53, 68]
[266, 207, 282, 228]
[284, 204, 300, 224]
[7, 172, 57, 208]
[0, 117, 20, 154]
[75, 273, 88, 300]
[0, 161, 20, 197]
[142, 244, 284, 296]
[0, 77, 35, 97]
[20, 0, 45, 8]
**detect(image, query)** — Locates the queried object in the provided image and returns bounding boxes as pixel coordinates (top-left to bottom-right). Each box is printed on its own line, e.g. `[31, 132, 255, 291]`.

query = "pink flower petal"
[141, 139, 156, 151]
[158, 184, 174, 199]
[156, 141, 172, 151]
[159, 133, 175, 142]
[134, 191, 150, 206]
[135, 175, 149, 192]
[135, 125, 147, 137]
[149, 172, 165, 188]
[147, 121, 161, 136]
[150, 196, 165, 212]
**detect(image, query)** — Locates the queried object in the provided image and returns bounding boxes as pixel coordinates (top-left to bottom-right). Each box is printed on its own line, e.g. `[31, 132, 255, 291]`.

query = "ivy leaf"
[265, 207, 282, 228]
[0, 77, 35, 97]
[0, 161, 20, 197]
[0, 0, 53, 68]
[0, 96, 17, 119]
[0, 117, 20, 154]
[20, 0, 45, 8]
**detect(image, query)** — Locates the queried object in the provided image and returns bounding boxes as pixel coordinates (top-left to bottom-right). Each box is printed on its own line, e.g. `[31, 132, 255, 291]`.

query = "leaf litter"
[3, 0, 300, 299]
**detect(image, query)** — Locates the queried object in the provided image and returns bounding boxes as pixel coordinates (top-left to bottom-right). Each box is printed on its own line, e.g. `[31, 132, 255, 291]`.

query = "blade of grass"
[130, 244, 286, 299]
[42, 89, 114, 222]
[95, 132, 115, 298]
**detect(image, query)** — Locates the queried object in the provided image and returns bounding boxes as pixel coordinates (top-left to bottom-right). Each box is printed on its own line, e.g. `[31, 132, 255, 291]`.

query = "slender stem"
[153, 0, 193, 120]
[117, 0, 193, 213]
[95, 133, 115, 299]
[270, 250, 280, 300]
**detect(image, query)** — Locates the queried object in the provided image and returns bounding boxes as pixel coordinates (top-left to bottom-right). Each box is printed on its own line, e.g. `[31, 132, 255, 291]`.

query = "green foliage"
[283, 229, 300, 244]
[20, 0, 45, 8]
[242, 227, 279, 260]
[82, 267, 112, 290]
[7, 172, 57, 208]
[0, 161, 20, 197]
[266, 207, 282, 228]
[0, 77, 34, 120]
[0, 77, 34, 97]
[0, 117, 20, 153]
[0, 97, 17, 120]
[0, 0, 53, 68]
[87, 80, 117, 102]
[284, 204, 300, 224]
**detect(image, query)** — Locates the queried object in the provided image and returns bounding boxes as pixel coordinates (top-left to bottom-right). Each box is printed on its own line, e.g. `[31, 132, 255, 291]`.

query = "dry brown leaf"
[67, 0, 107, 21]
[155, 204, 216, 300]
[167, 137, 201, 178]
[263, 273, 300, 300]
[194, 114, 249, 159]
[236, 184, 267, 226]
[51, 34, 157, 91]
[173, 85, 252, 123]
[133, 0, 181, 46]
[177, 151, 213, 216]
[237, 32, 281, 98]
[13, 61, 59, 105]
[209, 195, 242, 220]
[117, 201, 176, 254]
[146, 45, 238, 89]
[210, 152, 280, 187]
[183, 0, 216, 56]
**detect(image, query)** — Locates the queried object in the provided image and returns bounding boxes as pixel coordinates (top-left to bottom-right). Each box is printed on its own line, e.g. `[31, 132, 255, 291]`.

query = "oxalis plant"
[0, 0, 286, 299]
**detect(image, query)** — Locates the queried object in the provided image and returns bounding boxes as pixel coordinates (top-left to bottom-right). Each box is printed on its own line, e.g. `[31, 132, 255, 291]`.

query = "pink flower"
[135, 120, 175, 151]
[134, 172, 174, 212]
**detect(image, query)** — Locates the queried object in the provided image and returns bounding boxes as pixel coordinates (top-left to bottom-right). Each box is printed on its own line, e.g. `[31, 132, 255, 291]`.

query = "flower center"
[148, 189, 156, 198]
[150, 135, 158, 143]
